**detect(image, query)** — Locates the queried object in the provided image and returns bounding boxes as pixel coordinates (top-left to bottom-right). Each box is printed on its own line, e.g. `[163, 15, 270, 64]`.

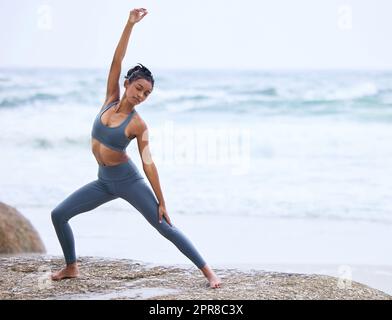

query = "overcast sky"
[1, 0, 391, 70]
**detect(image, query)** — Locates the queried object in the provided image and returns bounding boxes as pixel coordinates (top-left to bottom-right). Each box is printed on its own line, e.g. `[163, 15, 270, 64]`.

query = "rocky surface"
[0, 255, 390, 300]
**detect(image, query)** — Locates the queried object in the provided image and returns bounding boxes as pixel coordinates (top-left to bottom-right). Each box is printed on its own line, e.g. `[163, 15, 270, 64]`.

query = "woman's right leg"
[51, 179, 117, 265]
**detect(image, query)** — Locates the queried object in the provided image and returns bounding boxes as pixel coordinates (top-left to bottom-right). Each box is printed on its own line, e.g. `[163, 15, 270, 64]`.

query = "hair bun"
[124, 63, 155, 87]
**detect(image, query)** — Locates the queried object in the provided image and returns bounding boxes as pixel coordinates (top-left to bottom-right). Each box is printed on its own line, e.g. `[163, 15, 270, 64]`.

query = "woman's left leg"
[114, 177, 207, 269]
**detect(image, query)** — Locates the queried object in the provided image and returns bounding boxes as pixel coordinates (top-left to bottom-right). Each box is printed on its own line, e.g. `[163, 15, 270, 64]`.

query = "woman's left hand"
[158, 203, 172, 226]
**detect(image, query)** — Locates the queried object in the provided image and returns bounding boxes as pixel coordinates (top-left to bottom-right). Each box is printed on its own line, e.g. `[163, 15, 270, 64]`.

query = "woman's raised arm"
[104, 8, 148, 106]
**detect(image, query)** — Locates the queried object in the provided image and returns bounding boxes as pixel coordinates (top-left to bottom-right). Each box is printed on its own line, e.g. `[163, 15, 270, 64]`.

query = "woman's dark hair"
[125, 63, 154, 88]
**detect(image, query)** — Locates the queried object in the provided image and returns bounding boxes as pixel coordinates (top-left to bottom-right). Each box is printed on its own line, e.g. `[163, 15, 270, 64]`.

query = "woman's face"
[125, 78, 153, 106]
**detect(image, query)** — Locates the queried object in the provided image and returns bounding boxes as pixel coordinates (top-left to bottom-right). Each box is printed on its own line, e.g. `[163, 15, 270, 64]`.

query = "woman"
[50, 8, 221, 289]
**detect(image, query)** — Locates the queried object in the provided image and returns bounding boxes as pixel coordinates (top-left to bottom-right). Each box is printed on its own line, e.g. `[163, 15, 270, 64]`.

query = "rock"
[0, 202, 45, 254]
[0, 255, 390, 300]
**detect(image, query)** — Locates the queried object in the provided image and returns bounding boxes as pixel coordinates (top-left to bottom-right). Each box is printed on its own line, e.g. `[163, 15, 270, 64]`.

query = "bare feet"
[51, 263, 79, 281]
[200, 264, 222, 289]
[207, 274, 222, 289]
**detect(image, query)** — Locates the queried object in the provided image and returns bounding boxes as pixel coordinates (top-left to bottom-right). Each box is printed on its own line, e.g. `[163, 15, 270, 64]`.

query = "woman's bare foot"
[51, 262, 79, 281]
[200, 264, 222, 289]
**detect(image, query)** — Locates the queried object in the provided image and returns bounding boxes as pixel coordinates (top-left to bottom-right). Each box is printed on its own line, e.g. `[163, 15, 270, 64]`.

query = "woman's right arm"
[103, 8, 148, 107]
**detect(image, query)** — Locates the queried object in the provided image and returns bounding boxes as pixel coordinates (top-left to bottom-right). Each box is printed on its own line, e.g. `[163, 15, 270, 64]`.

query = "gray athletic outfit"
[51, 101, 207, 269]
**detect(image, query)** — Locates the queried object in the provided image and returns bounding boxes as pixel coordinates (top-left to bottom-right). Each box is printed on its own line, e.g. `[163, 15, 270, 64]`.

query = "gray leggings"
[51, 159, 207, 269]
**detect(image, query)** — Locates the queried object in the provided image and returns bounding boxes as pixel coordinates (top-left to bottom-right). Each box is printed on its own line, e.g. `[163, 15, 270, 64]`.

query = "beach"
[17, 206, 392, 296]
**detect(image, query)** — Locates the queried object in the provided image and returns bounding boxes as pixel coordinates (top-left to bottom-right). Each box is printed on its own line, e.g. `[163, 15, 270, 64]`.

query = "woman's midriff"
[91, 137, 130, 166]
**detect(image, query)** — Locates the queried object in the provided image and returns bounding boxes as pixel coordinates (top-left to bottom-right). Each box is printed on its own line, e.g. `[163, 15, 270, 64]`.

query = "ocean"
[1, 68, 392, 292]
[1, 68, 392, 220]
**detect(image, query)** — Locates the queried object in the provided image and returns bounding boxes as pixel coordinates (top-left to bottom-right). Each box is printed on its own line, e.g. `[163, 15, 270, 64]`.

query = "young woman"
[50, 8, 221, 289]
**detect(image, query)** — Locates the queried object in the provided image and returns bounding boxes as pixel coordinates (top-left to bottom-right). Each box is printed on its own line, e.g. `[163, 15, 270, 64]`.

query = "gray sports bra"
[91, 100, 136, 152]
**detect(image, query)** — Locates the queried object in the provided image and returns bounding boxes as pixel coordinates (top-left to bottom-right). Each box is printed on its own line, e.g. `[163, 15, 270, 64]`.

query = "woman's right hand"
[128, 8, 148, 24]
